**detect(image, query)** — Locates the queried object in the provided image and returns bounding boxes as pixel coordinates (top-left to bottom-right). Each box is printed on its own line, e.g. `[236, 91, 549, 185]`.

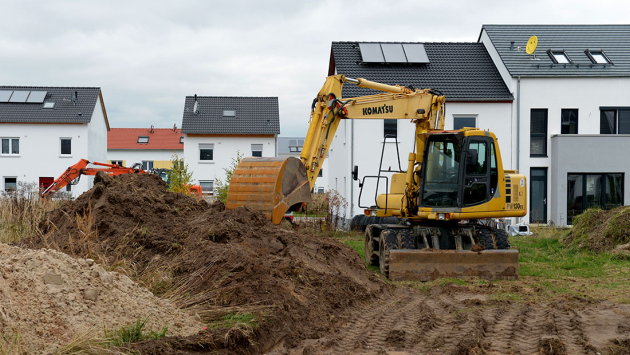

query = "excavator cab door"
[461, 137, 499, 207]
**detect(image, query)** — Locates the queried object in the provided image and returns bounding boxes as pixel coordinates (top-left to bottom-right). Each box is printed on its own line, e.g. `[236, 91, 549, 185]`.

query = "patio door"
[530, 168, 547, 223]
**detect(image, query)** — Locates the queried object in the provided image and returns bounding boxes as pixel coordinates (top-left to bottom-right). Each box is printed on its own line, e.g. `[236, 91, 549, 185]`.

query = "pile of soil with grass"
[21, 173, 385, 354]
[564, 206, 630, 253]
[0, 242, 203, 354]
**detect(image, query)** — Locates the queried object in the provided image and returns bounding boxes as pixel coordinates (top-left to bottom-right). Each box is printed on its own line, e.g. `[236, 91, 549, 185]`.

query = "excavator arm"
[226, 75, 445, 223]
[41, 159, 145, 197]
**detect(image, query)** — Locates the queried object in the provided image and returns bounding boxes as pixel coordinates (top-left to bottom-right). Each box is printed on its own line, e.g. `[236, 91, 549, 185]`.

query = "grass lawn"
[333, 227, 630, 303]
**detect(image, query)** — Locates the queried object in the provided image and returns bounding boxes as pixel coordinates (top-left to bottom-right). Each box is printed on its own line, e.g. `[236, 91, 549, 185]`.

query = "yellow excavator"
[226, 75, 527, 281]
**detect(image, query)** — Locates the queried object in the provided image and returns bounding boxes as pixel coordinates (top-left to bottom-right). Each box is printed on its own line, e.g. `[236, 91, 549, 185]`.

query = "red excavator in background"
[41, 159, 202, 197]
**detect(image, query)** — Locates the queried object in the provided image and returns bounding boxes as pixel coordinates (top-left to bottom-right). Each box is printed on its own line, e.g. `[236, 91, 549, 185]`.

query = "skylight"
[180, 136, 184, 144]
[43, 101, 55, 109]
[586, 50, 611, 64]
[223, 109, 236, 117]
[137, 136, 149, 143]
[551, 52, 570, 64]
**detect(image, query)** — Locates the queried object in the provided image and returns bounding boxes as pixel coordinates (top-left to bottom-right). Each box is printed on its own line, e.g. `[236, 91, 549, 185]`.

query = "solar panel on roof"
[9, 91, 29, 103]
[381, 43, 407, 63]
[289, 139, 297, 146]
[402, 43, 430, 63]
[359, 43, 385, 63]
[0, 91, 12, 103]
[27, 91, 47, 103]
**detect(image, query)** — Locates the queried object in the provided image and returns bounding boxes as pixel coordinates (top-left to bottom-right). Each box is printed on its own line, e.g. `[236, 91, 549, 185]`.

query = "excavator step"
[388, 249, 519, 281]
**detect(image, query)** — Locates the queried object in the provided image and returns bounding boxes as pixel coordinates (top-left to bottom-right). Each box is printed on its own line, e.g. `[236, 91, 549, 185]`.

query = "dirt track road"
[273, 285, 630, 355]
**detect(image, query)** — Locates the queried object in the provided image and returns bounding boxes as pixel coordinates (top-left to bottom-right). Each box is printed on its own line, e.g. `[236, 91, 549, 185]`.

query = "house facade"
[479, 25, 630, 226]
[0, 87, 109, 196]
[181, 96, 280, 195]
[107, 126, 184, 170]
[326, 42, 513, 220]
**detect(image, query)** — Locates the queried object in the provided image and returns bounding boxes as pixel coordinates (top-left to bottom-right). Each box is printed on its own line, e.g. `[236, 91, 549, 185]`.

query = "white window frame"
[60, 137, 72, 157]
[251, 144, 263, 157]
[223, 109, 236, 117]
[142, 161, 154, 171]
[199, 180, 214, 195]
[453, 115, 478, 130]
[199, 143, 214, 163]
[3, 176, 17, 192]
[137, 136, 149, 143]
[111, 160, 123, 166]
[1, 137, 20, 156]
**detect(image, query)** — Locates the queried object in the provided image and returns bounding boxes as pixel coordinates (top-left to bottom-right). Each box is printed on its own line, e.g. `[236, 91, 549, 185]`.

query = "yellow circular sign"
[526, 35, 538, 55]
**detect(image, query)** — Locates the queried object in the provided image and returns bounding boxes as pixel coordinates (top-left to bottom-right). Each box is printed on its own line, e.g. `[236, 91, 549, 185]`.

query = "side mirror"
[466, 149, 478, 166]
[352, 165, 359, 181]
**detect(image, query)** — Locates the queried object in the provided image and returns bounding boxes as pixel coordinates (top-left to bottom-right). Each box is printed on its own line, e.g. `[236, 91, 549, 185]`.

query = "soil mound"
[564, 206, 630, 252]
[0, 242, 202, 354]
[21, 172, 385, 354]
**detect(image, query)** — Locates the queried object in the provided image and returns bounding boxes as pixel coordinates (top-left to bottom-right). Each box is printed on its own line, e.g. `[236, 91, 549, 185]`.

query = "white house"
[0, 87, 109, 196]
[181, 96, 280, 195]
[326, 42, 513, 221]
[479, 25, 630, 226]
[107, 126, 183, 170]
[278, 136, 329, 193]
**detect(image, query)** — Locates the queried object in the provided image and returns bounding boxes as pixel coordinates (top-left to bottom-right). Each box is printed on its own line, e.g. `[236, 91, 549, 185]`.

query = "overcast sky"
[1, 0, 628, 136]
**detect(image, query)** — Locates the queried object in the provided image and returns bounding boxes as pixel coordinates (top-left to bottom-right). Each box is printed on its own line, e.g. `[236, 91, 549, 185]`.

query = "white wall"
[87, 95, 108, 164]
[479, 29, 514, 91]
[183, 135, 276, 188]
[0, 123, 92, 197]
[327, 102, 513, 219]
[107, 149, 183, 167]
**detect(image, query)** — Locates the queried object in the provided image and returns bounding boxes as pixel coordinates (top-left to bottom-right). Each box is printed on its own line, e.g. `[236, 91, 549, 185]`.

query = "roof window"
[180, 136, 184, 144]
[223, 109, 236, 117]
[547, 49, 571, 64]
[137, 136, 149, 144]
[43, 101, 55, 109]
[586, 50, 611, 64]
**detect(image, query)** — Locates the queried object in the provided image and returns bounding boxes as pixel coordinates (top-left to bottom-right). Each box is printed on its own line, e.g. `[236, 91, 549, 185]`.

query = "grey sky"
[1, 0, 628, 136]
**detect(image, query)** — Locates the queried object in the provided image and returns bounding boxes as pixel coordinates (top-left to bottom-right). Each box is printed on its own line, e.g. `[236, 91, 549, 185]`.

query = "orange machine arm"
[41, 159, 145, 197]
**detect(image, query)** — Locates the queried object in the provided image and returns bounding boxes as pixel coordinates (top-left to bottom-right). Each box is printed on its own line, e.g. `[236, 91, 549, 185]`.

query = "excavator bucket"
[226, 157, 312, 224]
[388, 249, 519, 281]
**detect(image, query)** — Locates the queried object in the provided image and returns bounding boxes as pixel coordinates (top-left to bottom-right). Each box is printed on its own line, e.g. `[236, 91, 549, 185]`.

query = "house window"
[223, 110, 236, 117]
[586, 50, 611, 64]
[567, 173, 623, 225]
[548, 50, 571, 64]
[199, 143, 214, 161]
[1, 138, 19, 155]
[454, 116, 476, 130]
[137, 136, 149, 144]
[384, 119, 397, 138]
[251, 144, 263, 157]
[66, 184, 72, 192]
[60, 138, 72, 155]
[199, 180, 214, 195]
[561, 109, 578, 134]
[142, 161, 154, 170]
[530, 109, 548, 157]
[318, 187, 324, 194]
[318, 168, 323, 177]
[111, 160, 123, 166]
[180, 136, 184, 144]
[600, 108, 630, 134]
[4, 177, 17, 192]
[289, 139, 303, 152]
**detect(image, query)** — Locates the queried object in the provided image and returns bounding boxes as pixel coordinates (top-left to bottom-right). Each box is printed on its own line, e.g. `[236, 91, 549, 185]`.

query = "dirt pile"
[0, 242, 203, 354]
[565, 206, 630, 252]
[21, 173, 385, 354]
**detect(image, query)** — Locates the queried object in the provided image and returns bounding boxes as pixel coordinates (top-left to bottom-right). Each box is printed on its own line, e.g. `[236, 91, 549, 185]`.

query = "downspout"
[350, 120, 354, 219]
[275, 134, 278, 157]
[516, 75, 521, 171]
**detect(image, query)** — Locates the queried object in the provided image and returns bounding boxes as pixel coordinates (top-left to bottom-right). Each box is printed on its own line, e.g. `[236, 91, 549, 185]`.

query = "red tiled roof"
[108, 128, 184, 150]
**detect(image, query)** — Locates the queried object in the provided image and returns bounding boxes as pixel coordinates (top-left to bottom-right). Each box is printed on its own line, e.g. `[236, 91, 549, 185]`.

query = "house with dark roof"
[107, 126, 184, 170]
[181, 96, 280, 194]
[327, 41, 513, 219]
[480, 25, 630, 226]
[0, 87, 109, 196]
